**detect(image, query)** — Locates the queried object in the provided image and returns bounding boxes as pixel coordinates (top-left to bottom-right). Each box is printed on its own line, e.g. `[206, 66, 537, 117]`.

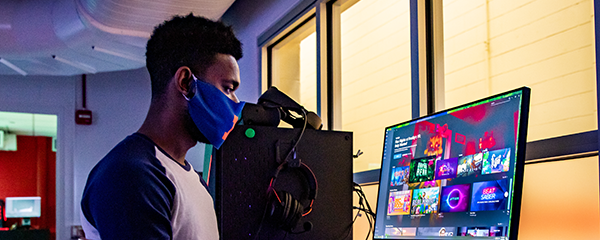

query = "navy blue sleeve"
[81, 136, 176, 239]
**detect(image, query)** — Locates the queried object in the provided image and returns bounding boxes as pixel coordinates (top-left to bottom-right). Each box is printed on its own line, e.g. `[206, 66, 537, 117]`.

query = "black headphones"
[267, 156, 318, 232]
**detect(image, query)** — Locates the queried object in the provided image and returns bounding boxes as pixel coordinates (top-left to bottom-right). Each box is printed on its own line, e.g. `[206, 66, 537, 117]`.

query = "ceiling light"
[52, 55, 97, 74]
[0, 58, 27, 76]
[92, 46, 145, 63]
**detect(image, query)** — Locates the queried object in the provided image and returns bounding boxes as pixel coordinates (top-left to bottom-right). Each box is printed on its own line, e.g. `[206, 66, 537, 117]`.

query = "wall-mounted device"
[76, 74, 92, 125]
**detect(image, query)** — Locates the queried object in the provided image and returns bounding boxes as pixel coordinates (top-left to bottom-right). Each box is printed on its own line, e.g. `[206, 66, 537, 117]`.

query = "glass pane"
[340, 0, 412, 173]
[442, 0, 597, 141]
[519, 156, 600, 239]
[270, 19, 318, 113]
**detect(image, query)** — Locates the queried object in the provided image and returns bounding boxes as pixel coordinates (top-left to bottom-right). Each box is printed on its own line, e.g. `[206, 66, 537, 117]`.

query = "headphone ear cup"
[285, 196, 304, 231]
[281, 191, 293, 225]
[269, 191, 305, 231]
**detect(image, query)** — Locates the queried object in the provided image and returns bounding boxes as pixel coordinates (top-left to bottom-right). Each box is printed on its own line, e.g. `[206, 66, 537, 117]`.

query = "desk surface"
[0, 229, 50, 240]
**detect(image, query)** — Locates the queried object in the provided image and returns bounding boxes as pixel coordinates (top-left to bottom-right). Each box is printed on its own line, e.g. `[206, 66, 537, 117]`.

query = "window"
[261, 0, 600, 239]
[442, 0, 597, 141]
[267, 17, 318, 113]
[338, 0, 412, 172]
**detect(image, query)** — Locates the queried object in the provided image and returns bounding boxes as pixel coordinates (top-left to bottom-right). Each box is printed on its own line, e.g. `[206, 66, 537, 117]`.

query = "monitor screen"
[373, 87, 530, 240]
[5, 197, 41, 218]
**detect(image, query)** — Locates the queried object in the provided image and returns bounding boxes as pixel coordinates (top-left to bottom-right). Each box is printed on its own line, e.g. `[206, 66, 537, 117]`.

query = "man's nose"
[230, 92, 240, 103]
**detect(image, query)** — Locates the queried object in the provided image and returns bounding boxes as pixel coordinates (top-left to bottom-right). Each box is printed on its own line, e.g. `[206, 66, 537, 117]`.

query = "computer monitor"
[373, 87, 530, 240]
[5, 197, 41, 219]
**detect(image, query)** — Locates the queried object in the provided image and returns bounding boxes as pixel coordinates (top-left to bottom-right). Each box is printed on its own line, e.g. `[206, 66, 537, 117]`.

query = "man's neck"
[137, 105, 196, 165]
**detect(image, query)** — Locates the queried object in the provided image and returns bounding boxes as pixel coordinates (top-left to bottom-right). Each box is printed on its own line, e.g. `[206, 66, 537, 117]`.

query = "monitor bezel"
[373, 87, 531, 240]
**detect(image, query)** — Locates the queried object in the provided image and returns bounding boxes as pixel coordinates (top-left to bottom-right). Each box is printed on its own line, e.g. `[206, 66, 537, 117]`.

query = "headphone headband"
[270, 161, 318, 214]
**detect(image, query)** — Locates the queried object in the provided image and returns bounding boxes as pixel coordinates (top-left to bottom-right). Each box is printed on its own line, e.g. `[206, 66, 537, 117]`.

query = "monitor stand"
[20, 218, 31, 230]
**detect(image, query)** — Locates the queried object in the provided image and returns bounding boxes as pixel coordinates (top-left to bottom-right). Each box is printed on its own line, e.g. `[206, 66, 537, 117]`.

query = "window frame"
[259, 0, 600, 185]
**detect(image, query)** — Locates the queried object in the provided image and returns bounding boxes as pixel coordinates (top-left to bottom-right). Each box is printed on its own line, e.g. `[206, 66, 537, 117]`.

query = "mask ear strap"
[183, 73, 198, 101]
[182, 92, 191, 101]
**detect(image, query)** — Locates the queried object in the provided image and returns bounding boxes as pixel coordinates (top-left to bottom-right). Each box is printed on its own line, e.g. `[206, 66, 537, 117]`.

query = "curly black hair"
[146, 14, 242, 100]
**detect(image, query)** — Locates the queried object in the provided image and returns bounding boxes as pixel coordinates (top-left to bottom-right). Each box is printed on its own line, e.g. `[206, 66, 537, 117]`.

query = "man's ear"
[174, 66, 194, 97]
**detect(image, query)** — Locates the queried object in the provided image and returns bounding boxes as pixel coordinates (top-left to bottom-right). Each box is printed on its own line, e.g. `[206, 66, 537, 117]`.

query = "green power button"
[245, 128, 256, 138]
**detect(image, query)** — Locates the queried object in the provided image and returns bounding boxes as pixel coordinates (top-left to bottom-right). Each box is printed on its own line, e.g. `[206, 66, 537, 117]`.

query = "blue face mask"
[184, 75, 245, 149]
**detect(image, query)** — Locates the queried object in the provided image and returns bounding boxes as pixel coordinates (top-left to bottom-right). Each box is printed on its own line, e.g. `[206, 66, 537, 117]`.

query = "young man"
[80, 14, 244, 239]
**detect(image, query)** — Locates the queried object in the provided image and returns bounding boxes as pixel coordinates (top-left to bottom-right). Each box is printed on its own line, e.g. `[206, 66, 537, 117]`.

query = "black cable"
[253, 109, 309, 240]
[283, 108, 308, 164]
[351, 182, 376, 240]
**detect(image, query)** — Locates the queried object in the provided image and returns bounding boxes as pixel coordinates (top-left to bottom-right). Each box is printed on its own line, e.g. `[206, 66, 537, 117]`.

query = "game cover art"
[411, 187, 440, 215]
[470, 179, 509, 211]
[408, 180, 441, 190]
[490, 226, 505, 236]
[413, 122, 453, 160]
[387, 190, 412, 215]
[390, 166, 410, 187]
[456, 153, 482, 178]
[440, 184, 471, 213]
[435, 157, 458, 180]
[417, 227, 457, 237]
[385, 227, 417, 237]
[467, 227, 490, 236]
[409, 156, 436, 183]
[482, 148, 511, 175]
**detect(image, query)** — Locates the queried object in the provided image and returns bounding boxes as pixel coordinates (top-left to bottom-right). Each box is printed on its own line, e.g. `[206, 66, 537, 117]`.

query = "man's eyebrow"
[224, 79, 239, 89]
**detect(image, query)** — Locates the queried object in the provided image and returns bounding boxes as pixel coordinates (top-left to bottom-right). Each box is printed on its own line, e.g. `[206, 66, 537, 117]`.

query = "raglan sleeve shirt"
[80, 133, 219, 240]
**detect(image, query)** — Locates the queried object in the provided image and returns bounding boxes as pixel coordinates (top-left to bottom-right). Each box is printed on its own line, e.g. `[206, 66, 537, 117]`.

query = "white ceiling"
[0, 111, 57, 138]
[0, 0, 236, 136]
[0, 0, 236, 76]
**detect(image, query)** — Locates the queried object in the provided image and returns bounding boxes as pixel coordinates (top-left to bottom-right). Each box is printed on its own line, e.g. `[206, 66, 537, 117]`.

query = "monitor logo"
[446, 189, 463, 209]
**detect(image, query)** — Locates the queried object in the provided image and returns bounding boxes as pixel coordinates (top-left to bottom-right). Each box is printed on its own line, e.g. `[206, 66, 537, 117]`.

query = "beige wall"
[519, 156, 600, 239]
[353, 157, 600, 239]
[300, 33, 318, 112]
[443, 0, 597, 141]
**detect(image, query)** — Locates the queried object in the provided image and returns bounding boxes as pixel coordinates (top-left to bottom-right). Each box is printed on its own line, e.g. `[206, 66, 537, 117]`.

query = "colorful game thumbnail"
[409, 156, 436, 183]
[467, 227, 490, 236]
[417, 227, 456, 237]
[456, 153, 482, 178]
[435, 157, 458, 180]
[411, 187, 440, 215]
[482, 148, 511, 175]
[490, 226, 505, 236]
[408, 180, 441, 190]
[458, 226, 504, 237]
[387, 190, 412, 215]
[385, 227, 417, 237]
[470, 179, 509, 211]
[440, 184, 470, 213]
[390, 166, 410, 187]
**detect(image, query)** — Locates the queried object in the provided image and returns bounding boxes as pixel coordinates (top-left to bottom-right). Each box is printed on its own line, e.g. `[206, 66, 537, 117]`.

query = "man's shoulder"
[89, 133, 165, 180]
[107, 133, 157, 161]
